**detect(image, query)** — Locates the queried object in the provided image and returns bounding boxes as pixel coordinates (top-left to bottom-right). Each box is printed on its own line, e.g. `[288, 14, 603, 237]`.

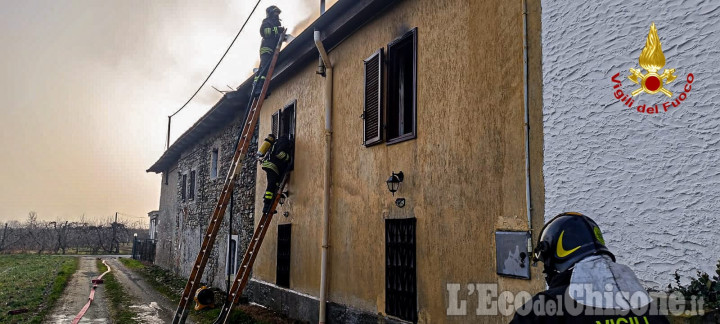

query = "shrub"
[669, 259, 720, 312]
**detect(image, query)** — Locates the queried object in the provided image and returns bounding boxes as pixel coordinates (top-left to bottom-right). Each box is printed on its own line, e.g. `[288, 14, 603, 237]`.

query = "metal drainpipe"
[314, 30, 333, 324]
[522, 0, 534, 252]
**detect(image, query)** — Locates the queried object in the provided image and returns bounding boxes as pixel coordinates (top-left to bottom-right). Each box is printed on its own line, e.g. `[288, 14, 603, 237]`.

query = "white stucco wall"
[541, 1, 720, 288]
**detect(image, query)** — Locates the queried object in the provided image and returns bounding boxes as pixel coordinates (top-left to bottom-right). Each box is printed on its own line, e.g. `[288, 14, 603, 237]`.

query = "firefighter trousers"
[263, 168, 282, 214]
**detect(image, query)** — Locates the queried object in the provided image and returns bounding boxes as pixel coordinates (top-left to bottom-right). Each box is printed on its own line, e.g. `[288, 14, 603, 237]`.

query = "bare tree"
[0, 213, 148, 255]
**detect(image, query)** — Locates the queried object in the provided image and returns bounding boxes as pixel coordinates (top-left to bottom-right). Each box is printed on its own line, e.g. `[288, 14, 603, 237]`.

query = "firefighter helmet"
[532, 212, 615, 274]
[266, 5, 281, 16]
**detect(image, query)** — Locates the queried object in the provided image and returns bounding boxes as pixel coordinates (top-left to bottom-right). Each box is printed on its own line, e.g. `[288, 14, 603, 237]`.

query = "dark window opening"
[363, 49, 383, 146]
[386, 28, 417, 144]
[269, 102, 296, 170]
[227, 235, 238, 276]
[386, 218, 417, 322]
[189, 170, 196, 201]
[210, 149, 219, 179]
[164, 171, 168, 185]
[181, 174, 187, 202]
[276, 224, 291, 288]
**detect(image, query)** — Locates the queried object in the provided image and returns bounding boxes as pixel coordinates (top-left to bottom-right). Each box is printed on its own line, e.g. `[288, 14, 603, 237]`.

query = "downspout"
[522, 0, 534, 252]
[314, 30, 333, 324]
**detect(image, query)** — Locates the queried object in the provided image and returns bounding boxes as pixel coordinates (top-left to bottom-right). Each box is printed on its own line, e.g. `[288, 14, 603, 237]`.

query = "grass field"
[0, 254, 78, 324]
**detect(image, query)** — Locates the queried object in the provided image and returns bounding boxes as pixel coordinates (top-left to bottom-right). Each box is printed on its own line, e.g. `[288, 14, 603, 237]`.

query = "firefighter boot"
[262, 191, 274, 214]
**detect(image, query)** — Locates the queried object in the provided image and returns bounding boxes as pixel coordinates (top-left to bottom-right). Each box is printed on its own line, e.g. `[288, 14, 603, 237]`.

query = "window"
[227, 234, 239, 277]
[276, 224, 292, 288]
[363, 49, 383, 146]
[189, 170, 196, 201]
[180, 173, 187, 202]
[270, 101, 296, 138]
[386, 218, 417, 322]
[386, 28, 417, 144]
[271, 110, 280, 137]
[268, 101, 296, 170]
[210, 148, 219, 179]
[164, 171, 168, 185]
[280, 101, 296, 138]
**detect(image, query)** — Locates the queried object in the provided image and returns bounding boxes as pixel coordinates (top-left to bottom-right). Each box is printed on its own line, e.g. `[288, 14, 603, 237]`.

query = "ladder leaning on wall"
[213, 172, 290, 324]
[171, 30, 286, 324]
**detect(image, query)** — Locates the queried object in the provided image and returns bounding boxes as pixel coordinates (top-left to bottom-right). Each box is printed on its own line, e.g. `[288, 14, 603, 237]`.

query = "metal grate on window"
[276, 224, 291, 288]
[386, 218, 417, 322]
[363, 49, 383, 146]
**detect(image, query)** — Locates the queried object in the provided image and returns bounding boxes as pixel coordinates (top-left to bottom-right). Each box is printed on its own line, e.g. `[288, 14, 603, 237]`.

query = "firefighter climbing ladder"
[214, 173, 289, 324]
[171, 30, 286, 324]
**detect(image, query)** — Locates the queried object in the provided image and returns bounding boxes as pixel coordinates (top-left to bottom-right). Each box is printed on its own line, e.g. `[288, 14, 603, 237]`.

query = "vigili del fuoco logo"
[611, 22, 694, 114]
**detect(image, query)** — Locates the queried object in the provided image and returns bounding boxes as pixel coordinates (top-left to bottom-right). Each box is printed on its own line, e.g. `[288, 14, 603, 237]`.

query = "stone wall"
[154, 112, 258, 289]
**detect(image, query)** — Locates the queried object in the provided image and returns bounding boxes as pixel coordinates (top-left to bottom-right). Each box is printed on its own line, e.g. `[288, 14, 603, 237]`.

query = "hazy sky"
[0, 0, 335, 223]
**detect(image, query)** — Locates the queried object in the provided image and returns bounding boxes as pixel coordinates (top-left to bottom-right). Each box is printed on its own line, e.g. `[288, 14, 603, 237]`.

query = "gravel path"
[46, 256, 109, 324]
[47, 256, 194, 324]
[105, 258, 195, 324]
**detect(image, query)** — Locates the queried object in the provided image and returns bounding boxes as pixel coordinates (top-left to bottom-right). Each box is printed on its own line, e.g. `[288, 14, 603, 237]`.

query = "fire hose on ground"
[71, 259, 111, 324]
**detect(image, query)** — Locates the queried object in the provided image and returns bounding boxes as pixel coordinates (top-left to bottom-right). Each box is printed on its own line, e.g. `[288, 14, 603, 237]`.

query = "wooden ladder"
[213, 173, 290, 324]
[171, 30, 286, 324]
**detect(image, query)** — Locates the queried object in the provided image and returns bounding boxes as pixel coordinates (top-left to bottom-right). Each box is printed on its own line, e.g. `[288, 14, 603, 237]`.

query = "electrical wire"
[169, 0, 263, 117]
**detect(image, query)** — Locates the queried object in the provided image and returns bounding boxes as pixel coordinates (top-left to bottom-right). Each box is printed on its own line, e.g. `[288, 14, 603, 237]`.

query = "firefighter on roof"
[252, 5, 284, 97]
[257, 133, 292, 214]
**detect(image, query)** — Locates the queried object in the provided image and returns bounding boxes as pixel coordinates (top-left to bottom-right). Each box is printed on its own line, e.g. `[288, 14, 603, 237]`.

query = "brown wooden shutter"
[363, 49, 383, 146]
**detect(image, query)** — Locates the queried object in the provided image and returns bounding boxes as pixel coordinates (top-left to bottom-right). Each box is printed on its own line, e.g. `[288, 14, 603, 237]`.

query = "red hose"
[71, 259, 111, 324]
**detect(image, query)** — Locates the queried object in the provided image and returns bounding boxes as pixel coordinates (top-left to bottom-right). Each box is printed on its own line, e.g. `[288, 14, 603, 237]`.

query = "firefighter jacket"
[259, 17, 283, 56]
[261, 135, 292, 175]
[510, 256, 670, 324]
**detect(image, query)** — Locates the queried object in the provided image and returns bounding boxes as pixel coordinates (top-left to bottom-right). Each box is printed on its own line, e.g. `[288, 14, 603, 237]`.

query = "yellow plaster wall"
[252, 0, 545, 322]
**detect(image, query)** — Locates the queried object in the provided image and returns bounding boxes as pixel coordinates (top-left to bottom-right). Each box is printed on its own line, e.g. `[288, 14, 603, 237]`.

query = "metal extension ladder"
[171, 30, 286, 324]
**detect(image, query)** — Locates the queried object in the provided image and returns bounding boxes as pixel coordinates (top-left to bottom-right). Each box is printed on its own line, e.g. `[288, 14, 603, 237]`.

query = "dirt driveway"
[46, 256, 109, 323]
[104, 258, 195, 324]
[47, 256, 193, 324]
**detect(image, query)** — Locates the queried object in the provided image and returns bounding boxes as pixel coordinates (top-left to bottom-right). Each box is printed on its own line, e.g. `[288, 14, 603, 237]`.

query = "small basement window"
[386, 28, 417, 144]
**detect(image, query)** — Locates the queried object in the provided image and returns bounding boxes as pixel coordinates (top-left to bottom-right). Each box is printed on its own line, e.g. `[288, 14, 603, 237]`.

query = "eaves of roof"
[147, 0, 401, 173]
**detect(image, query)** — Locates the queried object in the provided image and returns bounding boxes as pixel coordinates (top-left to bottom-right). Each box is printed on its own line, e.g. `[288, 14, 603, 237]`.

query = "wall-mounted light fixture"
[279, 191, 289, 205]
[386, 171, 404, 196]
